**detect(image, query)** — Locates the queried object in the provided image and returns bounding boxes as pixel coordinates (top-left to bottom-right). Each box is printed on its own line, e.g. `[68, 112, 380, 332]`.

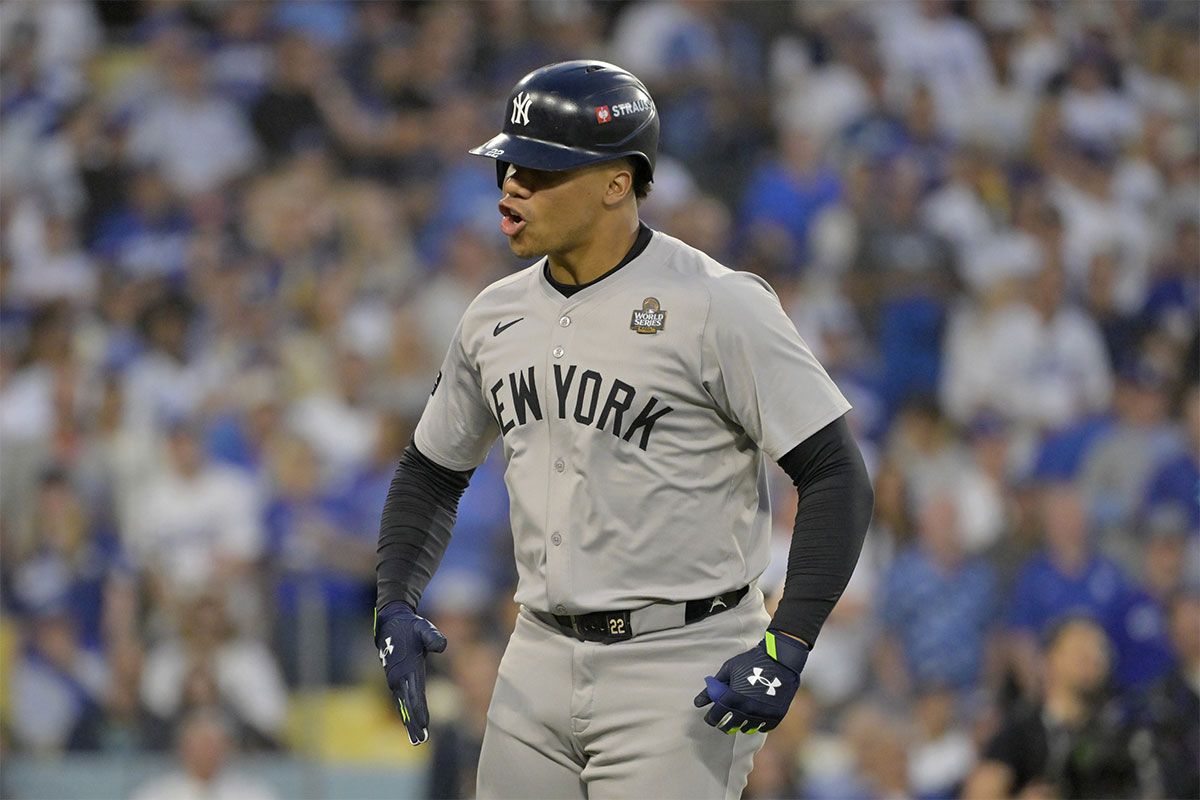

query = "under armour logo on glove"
[746, 667, 782, 695]
[375, 602, 447, 746]
[694, 630, 808, 734]
[378, 637, 394, 666]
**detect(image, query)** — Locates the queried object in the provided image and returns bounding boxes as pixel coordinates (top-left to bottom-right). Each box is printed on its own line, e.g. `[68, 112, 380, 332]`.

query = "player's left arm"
[694, 271, 873, 734]
[694, 416, 873, 734]
[769, 415, 874, 646]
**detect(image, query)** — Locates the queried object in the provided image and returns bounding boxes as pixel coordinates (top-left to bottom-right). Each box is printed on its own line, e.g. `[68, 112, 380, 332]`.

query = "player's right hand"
[375, 601, 447, 745]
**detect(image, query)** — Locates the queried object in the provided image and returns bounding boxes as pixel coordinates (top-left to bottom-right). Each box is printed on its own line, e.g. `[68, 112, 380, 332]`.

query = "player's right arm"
[375, 315, 499, 745]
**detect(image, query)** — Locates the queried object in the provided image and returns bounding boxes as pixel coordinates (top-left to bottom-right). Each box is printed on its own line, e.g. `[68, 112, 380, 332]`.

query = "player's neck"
[546, 213, 640, 286]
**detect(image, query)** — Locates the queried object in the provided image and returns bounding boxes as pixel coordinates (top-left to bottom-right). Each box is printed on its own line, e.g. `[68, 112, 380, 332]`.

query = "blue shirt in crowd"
[1109, 587, 1175, 691]
[1143, 451, 1200, 532]
[1007, 551, 1128, 641]
[880, 548, 999, 690]
[740, 163, 841, 268]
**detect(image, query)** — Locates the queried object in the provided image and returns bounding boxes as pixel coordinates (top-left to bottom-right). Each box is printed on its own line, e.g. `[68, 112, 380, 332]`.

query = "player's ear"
[602, 164, 634, 206]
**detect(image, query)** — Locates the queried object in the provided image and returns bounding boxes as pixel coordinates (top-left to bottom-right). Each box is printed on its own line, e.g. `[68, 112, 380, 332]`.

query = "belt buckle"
[561, 611, 632, 642]
[601, 611, 632, 641]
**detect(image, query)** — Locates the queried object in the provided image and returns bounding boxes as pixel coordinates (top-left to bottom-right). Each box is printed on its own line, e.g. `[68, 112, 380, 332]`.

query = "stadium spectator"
[740, 121, 841, 273]
[95, 636, 169, 753]
[873, 0, 995, 139]
[1007, 482, 1130, 695]
[130, 708, 277, 800]
[6, 211, 97, 309]
[264, 433, 374, 686]
[140, 591, 287, 748]
[1080, 359, 1182, 541]
[853, 158, 954, 407]
[1059, 48, 1142, 151]
[907, 685, 976, 800]
[964, 616, 1145, 799]
[990, 263, 1114, 432]
[1139, 590, 1200, 800]
[919, 145, 999, 263]
[285, 344, 381, 487]
[1141, 380, 1200, 533]
[123, 420, 263, 627]
[205, 367, 285, 480]
[208, 1, 274, 110]
[970, 23, 1040, 158]
[1108, 505, 1189, 690]
[876, 491, 1000, 697]
[250, 30, 337, 163]
[92, 167, 192, 282]
[9, 605, 107, 754]
[125, 31, 257, 198]
[8, 467, 123, 649]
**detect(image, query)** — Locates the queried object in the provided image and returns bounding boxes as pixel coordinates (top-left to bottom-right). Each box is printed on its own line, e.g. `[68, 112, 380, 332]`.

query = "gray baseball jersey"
[413, 229, 850, 615]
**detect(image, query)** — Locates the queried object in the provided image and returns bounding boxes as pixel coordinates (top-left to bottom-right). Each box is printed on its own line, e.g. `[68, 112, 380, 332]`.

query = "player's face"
[498, 163, 617, 260]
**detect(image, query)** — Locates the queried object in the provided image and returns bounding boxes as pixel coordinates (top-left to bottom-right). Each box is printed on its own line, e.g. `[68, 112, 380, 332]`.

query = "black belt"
[534, 586, 750, 644]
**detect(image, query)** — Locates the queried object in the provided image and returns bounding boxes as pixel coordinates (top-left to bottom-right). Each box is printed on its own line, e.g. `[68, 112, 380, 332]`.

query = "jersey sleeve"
[701, 271, 851, 460]
[413, 316, 499, 471]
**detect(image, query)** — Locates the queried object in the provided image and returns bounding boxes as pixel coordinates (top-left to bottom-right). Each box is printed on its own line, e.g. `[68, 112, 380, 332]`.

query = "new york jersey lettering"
[489, 364, 673, 450]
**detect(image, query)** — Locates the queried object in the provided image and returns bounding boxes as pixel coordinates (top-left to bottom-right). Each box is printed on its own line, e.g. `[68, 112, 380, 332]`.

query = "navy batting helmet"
[469, 60, 658, 189]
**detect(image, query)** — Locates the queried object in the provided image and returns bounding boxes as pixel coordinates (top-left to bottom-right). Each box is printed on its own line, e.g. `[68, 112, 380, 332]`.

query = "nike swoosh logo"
[493, 318, 524, 336]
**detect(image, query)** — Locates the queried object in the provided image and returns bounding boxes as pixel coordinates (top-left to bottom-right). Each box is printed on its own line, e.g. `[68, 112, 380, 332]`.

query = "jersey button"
[554, 459, 565, 472]
[552, 346, 564, 358]
[555, 604, 566, 614]
[551, 532, 562, 546]
[559, 315, 571, 327]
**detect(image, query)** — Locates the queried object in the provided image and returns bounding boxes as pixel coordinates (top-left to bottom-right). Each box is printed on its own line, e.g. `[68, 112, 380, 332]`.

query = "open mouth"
[500, 205, 527, 237]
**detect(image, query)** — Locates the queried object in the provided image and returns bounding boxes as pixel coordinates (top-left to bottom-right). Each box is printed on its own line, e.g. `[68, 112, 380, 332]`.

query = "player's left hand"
[375, 601, 447, 745]
[693, 630, 808, 734]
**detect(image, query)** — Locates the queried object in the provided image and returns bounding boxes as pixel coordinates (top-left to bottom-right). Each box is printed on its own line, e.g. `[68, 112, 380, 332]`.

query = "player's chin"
[506, 231, 537, 258]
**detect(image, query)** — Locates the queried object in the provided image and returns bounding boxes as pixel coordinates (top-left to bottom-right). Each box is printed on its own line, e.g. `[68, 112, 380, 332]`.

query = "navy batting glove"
[693, 630, 808, 734]
[375, 601, 447, 745]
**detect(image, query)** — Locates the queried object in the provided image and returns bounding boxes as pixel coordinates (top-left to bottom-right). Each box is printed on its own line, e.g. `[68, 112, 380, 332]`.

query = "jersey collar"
[541, 222, 655, 299]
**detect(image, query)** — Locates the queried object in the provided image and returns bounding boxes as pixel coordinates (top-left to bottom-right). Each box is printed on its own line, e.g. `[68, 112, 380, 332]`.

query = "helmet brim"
[469, 133, 628, 187]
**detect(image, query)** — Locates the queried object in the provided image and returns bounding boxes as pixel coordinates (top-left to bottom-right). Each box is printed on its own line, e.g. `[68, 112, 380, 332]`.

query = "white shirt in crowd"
[125, 464, 263, 592]
[875, 6, 995, 137]
[141, 639, 288, 740]
[942, 300, 1112, 432]
[1059, 85, 1143, 149]
[122, 351, 230, 432]
[286, 392, 380, 485]
[127, 92, 257, 196]
[130, 771, 276, 800]
[1048, 175, 1155, 313]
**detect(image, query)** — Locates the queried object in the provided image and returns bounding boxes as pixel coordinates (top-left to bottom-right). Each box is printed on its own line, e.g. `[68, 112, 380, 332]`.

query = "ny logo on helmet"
[511, 92, 533, 125]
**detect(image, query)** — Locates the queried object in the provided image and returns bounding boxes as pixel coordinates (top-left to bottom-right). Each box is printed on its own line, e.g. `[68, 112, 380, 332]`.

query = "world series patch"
[630, 297, 667, 334]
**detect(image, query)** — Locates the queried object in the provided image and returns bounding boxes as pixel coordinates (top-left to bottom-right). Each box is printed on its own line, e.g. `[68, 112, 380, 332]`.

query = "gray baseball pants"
[476, 588, 770, 799]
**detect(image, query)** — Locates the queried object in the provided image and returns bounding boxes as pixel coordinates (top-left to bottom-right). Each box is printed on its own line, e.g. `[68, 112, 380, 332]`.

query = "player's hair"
[626, 157, 652, 202]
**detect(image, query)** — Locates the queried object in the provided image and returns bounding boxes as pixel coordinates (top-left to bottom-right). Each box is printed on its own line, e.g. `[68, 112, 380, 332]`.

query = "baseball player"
[375, 61, 874, 799]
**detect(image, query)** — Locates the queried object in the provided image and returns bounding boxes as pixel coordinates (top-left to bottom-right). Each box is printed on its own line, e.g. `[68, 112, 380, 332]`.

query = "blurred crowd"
[0, 1, 1197, 798]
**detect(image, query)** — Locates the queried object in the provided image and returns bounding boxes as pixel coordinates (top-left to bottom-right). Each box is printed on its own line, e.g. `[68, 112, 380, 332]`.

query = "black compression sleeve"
[376, 442, 474, 611]
[770, 415, 874, 647]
